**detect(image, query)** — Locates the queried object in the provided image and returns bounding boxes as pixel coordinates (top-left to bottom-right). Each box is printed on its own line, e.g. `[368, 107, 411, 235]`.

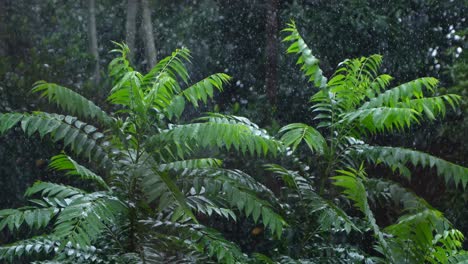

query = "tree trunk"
[88, 0, 100, 84]
[265, 0, 279, 106]
[140, 0, 157, 70]
[0, 1, 6, 57]
[125, 0, 138, 63]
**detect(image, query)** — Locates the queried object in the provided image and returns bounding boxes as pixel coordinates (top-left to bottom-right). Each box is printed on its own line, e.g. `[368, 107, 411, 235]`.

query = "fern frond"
[0, 236, 56, 262]
[180, 73, 230, 107]
[144, 48, 191, 84]
[341, 107, 420, 133]
[366, 178, 433, 213]
[282, 21, 327, 88]
[48, 154, 109, 190]
[265, 164, 359, 234]
[25, 181, 85, 199]
[162, 73, 230, 119]
[447, 251, 468, 264]
[6, 112, 113, 168]
[359, 77, 439, 109]
[0, 235, 102, 263]
[332, 166, 394, 262]
[52, 192, 126, 249]
[356, 145, 468, 188]
[157, 116, 282, 157]
[384, 209, 455, 263]
[147, 168, 285, 237]
[142, 219, 248, 264]
[395, 94, 462, 120]
[0, 207, 57, 232]
[278, 123, 327, 154]
[158, 158, 222, 171]
[32, 81, 112, 125]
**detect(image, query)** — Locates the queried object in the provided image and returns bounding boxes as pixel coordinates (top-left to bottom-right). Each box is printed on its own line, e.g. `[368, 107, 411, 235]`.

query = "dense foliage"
[0, 44, 285, 263]
[1, 1, 467, 263]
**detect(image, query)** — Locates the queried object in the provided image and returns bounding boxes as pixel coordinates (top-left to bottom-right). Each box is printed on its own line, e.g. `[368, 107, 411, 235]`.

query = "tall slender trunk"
[265, 0, 279, 106]
[125, 0, 138, 63]
[141, 0, 157, 70]
[88, 0, 100, 84]
[0, 1, 6, 58]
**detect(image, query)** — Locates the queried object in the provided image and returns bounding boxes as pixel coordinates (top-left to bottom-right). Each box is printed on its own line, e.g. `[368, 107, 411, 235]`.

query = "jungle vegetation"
[0, 1, 467, 263]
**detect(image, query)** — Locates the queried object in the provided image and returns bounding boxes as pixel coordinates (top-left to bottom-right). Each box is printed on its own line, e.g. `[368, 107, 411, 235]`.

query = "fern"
[157, 116, 282, 157]
[141, 219, 248, 264]
[331, 166, 394, 262]
[32, 81, 112, 125]
[0, 207, 57, 232]
[341, 107, 420, 133]
[0, 112, 112, 168]
[356, 145, 468, 188]
[48, 154, 109, 190]
[282, 21, 327, 88]
[278, 123, 326, 154]
[52, 192, 126, 249]
[359, 77, 439, 109]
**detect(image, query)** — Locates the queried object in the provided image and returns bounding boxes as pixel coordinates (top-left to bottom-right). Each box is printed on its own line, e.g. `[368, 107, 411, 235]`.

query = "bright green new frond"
[49, 154, 109, 190]
[283, 21, 327, 88]
[0, 207, 57, 232]
[356, 145, 468, 188]
[180, 73, 230, 107]
[163, 73, 231, 119]
[278, 123, 326, 154]
[32, 81, 112, 125]
[144, 48, 191, 84]
[360, 77, 439, 109]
